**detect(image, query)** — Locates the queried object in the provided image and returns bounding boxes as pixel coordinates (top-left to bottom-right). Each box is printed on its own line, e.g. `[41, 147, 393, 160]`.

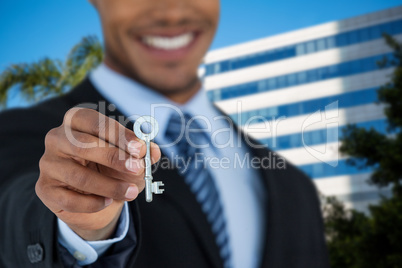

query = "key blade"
[145, 178, 153, 202]
[146, 195, 153, 202]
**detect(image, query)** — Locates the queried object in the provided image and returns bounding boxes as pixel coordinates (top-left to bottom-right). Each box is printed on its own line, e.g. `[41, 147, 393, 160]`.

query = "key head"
[133, 116, 159, 141]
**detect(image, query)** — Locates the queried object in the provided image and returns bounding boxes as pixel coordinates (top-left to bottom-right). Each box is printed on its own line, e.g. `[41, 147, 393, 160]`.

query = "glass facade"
[205, 13, 399, 188]
[336, 190, 391, 203]
[232, 87, 379, 126]
[205, 19, 402, 76]
[299, 158, 373, 179]
[207, 53, 393, 102]
[258, 119, 387, 150]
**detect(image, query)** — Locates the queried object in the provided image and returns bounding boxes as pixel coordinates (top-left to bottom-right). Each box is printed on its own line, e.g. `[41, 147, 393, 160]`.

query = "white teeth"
[142, 33, 194, 50]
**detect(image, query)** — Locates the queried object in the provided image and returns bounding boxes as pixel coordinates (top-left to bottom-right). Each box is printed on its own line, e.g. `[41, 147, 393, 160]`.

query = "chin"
[149, 76, 201, 95]
[136, 68, 201, 95]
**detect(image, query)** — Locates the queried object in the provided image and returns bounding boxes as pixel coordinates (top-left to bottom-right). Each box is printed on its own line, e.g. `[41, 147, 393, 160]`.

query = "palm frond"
[0, 35, 103, 108]
[63, 36, 103, 87]
[0, 58, 63, 106]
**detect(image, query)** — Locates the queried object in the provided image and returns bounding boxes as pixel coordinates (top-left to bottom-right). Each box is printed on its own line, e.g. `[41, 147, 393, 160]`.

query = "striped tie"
[165, 113, 232, 268]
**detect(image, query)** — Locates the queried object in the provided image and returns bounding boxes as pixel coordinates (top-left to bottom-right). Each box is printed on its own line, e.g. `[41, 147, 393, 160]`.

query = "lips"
[141, 32, 195, 51]
[133, 29, 200, 61]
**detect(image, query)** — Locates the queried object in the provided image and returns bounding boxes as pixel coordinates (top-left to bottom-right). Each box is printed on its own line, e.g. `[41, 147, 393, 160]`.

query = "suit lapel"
[66, 78, 223, 267]
[152, 161, 223, 267]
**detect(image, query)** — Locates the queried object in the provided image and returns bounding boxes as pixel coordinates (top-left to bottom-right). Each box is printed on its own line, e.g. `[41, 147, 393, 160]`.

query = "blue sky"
[0, 0, 401, 72]
[0, 0, 401, 107]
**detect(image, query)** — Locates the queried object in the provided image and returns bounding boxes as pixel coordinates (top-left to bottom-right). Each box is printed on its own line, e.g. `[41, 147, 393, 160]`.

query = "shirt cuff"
[57, 202, 130, 266]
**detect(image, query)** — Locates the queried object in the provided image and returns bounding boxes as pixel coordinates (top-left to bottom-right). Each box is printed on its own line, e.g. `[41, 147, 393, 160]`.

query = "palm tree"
[0, 36, 103, 108]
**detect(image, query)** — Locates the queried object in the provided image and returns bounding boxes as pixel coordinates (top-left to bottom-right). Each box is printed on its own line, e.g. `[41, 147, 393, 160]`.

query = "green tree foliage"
[325, 34, 402, 268]
[340, 34, 402, 196]
[0, 36, 102, 107]
[324, 196, 402, 268]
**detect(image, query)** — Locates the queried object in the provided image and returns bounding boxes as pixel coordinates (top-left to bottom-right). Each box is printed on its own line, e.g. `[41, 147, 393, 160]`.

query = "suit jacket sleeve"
[0, 105, 64, 267]
[0, 97, 141, 267]
[57, 205, 137, 268]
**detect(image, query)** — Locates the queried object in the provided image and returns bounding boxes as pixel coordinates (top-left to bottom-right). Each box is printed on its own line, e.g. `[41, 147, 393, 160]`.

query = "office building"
[203, 6, 402, 211]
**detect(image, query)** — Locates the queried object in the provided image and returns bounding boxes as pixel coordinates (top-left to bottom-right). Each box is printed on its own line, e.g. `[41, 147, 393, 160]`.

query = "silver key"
[133, 116, 164, 202]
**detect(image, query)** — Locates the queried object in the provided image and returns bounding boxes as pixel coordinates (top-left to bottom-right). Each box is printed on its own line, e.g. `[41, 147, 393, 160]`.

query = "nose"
[152, 0, 192, 26]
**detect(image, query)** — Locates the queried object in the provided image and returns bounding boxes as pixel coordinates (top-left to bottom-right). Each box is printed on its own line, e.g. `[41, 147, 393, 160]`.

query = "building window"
[306, 41, 316, 53]
[296, 43, 306, 55]
[204, 19, 402, 76]
[316, 39, 326, 51]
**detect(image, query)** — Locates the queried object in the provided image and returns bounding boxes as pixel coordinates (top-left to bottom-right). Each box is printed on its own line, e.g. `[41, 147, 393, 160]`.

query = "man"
[0, 0, 329, 267]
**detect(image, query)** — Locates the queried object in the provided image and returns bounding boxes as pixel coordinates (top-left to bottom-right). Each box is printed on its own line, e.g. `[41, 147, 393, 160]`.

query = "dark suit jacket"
[0, 78, 329, 268]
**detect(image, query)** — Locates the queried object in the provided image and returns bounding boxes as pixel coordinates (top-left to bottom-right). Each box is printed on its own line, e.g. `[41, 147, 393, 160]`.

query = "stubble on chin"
[128, 64, 202, 100]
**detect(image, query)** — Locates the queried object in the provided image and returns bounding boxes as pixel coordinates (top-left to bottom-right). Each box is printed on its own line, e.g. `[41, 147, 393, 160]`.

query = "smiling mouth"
[141, 32, 196, 51]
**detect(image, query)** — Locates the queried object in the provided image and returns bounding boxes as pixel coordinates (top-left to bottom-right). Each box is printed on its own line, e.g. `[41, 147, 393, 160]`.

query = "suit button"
[73, 251, 87, 261]
[27, 243, 43, 263]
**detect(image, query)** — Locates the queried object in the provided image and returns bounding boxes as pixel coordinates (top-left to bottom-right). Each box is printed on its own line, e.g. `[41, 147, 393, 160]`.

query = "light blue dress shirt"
[58, 203, 129, 265]
[58, 63, 266, 268]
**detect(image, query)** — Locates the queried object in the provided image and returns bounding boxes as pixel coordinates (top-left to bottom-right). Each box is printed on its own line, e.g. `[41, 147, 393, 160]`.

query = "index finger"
[63, 108, 158, 159]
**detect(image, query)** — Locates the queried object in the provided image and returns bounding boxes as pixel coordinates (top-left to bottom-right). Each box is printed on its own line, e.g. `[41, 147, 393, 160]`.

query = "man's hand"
[35, 108, 161, 241]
